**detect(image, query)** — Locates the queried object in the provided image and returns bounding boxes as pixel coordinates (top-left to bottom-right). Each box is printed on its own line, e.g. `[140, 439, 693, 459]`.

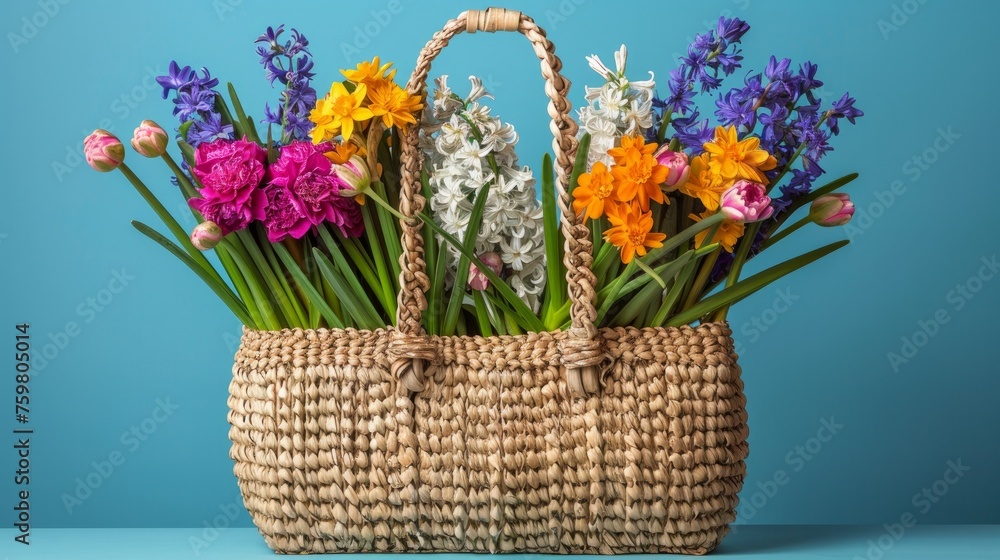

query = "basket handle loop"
[391, 7, 603, 396]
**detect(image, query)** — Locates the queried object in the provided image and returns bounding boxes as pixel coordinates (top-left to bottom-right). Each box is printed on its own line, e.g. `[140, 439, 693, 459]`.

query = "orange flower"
[679, 154, 731, 211]
[702, 125, 777, 183]
[604, 201, 667, 263]
[323, 142, 358, 164]
[609, 136, 668, 211]
[690, 210, 745, 253]
[573, 161, 617, 220]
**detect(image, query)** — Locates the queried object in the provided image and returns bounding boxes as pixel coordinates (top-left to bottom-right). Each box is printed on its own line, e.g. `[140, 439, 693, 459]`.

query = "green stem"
[681, 247, 721, 311]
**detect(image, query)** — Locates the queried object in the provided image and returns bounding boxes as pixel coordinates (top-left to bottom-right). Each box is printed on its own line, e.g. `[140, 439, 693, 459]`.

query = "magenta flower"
[84, 129, 125, 172]
[468, 252, 503, 291]
[653, 145, 691, 188]
[810, 193, 855, 226]
[188, 137, 268, 235]
[266, 140, 363, 239]
[262, 183, 312, 242]
[720, 179, 774, 223]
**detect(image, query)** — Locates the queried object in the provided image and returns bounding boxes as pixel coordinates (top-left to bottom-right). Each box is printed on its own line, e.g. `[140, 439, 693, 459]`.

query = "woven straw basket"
[228, 7, 748, 555]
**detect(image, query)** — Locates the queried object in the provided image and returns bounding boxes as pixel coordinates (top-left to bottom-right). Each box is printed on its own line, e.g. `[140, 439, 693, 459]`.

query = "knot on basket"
[466, 8, 522, 33]
[388, 333, 438, 393]
[559, 333, 609, 397]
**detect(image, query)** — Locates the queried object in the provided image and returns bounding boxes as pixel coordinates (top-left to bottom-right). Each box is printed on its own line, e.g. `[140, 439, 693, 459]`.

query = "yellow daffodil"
[679, 154, 732, 211]
[702, 125, 777, 183]
[341, 56, 396, 88]
[604, 201, 666, 263]
[691, 209, 745, 252]
[309, 82, 373, 144]
[367, 80, 423, 131]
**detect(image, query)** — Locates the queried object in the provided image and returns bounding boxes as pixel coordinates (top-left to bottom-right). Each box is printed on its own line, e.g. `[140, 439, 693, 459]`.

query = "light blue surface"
[0, 0, 997, 530]
[2, 526, 999, 559]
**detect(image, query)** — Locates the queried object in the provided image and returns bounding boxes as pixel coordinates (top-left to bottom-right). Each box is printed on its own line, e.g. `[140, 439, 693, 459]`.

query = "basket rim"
[239, 321, 733, 342]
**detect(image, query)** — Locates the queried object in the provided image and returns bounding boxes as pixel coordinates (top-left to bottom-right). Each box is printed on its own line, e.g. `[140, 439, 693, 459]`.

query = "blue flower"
[672, 111, 714, 150]
[156, 62, 230, 148]
[827, 92, 863, 135]
[187, 111, 234, 145]
[717, 17, 750, 43]
[155, 61, 194, 99]
[172, 88, 214, 121]
[715, 89, 757, 130]
[255, 25, 316, 141]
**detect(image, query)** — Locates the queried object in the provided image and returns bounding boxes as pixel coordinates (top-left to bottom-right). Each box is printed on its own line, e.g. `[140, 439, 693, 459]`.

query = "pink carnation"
[188, 137, 268, 234]
[265, 141, 363, 240]
[262, 183, 312, 243]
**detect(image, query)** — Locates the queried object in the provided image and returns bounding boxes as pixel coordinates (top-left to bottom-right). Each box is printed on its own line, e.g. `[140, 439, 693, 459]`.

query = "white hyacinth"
[421, 75, 546, 312]
[578, 45, 656, 169]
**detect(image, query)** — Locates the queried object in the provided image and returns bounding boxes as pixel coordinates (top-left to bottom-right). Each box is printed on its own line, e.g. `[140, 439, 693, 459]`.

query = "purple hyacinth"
[652, 16, 749, 150]
[156, 62, 230, 150]
[255, 25, 317, 143]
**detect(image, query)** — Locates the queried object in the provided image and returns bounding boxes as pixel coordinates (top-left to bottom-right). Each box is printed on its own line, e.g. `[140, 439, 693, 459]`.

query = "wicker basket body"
[228, 8, 748, 554]
[230, 324, 747, 554]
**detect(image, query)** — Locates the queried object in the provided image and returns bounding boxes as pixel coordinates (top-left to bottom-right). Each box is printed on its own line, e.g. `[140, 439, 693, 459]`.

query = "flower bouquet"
[85, 7, 860, 555]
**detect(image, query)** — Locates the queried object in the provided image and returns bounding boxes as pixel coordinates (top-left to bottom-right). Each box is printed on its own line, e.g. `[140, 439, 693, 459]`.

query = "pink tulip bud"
[720, 180, 774, 223]
[190, 221, 224, 250]
[333, 154, 371, 197]
[130, 120, 169, 158]
[468, 252, 503, 291]
[653, 145, 691, 188]
[810, 193, 855, 226]
[84, 129, 125, 172]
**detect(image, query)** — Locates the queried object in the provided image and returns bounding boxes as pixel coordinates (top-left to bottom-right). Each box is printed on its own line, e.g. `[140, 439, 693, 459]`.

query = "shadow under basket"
[228, 324, 748, 554]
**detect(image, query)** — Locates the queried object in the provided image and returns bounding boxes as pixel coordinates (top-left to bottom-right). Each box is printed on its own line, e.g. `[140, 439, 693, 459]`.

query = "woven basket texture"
[229, 324, 747, 554]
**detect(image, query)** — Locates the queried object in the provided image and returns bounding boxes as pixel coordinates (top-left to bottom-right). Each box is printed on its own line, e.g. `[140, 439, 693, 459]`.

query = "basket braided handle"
[391, 7, 604, 396]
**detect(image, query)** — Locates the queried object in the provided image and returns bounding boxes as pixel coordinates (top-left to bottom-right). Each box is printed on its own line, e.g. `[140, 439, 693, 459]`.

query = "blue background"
[1, 0, 996, 530]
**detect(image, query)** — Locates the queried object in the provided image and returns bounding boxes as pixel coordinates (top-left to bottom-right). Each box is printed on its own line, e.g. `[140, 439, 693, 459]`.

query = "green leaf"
[316, 227, 386, 324]
[221, 237, 282, 330]
[371, 180, 402, 303]
[473, 291, 494, 337]
[666, 240, 850, 327]
[227, 83, 261, 144]
[360, 204, 395, 321]
[428, 239, 447, 335]
[234, 230, 296, 326]
[213, 93, 245, 139]
[596, 260, 636, 325]
[334, 233, 388, 315]
[651, 257, 698, 326]
[266, 125, 278, 164]
[540, 153, 565, 321]
[214, 243, 261, 329]
[177, 139, 196, 167]
[312, 248, 384, 329]
[313, 247, 385, 329]
[273, 243, 344, 329]
[131, 221, 253, 326]
[256, 231, 308, 328]
[569, 133, 592, 196]
[443, 182, 491, 335]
